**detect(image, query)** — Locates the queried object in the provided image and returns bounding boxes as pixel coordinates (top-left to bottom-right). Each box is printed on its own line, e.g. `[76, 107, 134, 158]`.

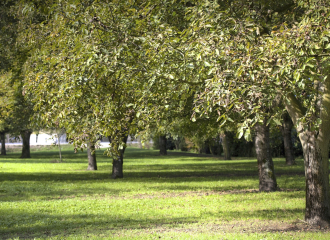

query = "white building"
[4, 133, 139, 147]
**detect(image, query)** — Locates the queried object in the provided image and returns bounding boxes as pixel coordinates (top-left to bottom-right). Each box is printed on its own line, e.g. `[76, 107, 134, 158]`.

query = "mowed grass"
[0, 146, 329, 239]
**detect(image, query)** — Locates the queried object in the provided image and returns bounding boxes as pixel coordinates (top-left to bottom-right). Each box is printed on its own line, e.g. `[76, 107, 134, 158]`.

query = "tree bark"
[221, 132, 231, 160]
[281, 113, 295, 165]
[301, 131, 330, 225]
[285, 90, 330, 225]
[254, 119, 277, 192]
[159, 135, 167, 155]
[0, 132, 6, 155]
[87, 141, 97, 170]
[112, 150, 124, 179]
[20, 130, 32, 158]
[111, 134, 128, 179]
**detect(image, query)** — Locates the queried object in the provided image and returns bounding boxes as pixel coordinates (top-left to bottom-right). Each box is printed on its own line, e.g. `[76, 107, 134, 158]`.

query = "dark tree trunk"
[281, 113, 295, 165]
[254, 120, 277, 192]
[301, 131, 330, 225]
[0, 132, 6, 155]
[20, 130, 32, 158]
[159, 135, 167, 155]
[204, 140, 211, 154]
[112, 150, 124, 179]
[221, 132, 231, 160]
[242, 140, 254, 157]
[111, 134, 128, 179]
[87, 141, 97, 170]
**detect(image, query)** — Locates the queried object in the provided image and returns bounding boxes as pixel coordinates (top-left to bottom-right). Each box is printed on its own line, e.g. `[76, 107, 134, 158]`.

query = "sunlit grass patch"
[0, 147, 329, 239]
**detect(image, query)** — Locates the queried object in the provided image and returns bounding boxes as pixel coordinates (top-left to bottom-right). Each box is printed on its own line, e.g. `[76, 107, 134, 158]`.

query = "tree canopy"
[2, 0, 330, 225]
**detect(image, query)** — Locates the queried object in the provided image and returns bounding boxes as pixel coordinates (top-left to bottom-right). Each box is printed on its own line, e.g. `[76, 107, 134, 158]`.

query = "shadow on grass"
[0, 147, 238, 162]
[0, 150, 109, 163]
[0, 170, 258, 182]
[0, 148, 170, 163]
[0, 207, 305, 239]
[0, 166, 305, 182]
[0, 175, 306, 203]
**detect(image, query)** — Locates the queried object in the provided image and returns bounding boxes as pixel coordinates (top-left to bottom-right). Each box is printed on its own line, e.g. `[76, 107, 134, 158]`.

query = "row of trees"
[1, 0, 330, 225]
[154, 121, 298, 164]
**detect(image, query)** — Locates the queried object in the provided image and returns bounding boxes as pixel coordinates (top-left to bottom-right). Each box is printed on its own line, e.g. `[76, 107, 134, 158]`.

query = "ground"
[0, 146, 329, 239]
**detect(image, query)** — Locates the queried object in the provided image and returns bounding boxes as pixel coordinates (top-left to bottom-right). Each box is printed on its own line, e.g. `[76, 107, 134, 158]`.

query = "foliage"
[182, 0, 330, 136]
[0, 0, 45, 136]
[22, 0, 160, 155]
[0, 72, 16, 132]
[13, 0, 330, 223]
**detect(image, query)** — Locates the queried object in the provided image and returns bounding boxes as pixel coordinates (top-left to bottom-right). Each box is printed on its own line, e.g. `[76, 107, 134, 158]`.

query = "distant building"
[3, 133, 143, 147]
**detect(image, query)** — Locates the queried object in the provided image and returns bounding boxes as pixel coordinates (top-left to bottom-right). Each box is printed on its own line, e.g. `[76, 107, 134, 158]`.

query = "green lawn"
[0, 146, 329, 239]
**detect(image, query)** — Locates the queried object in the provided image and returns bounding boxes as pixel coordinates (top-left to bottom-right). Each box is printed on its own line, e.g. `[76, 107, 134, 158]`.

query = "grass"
[0, 146, 329, 239]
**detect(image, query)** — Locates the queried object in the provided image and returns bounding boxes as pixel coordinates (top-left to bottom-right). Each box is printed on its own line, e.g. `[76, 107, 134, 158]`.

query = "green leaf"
[238, 129, 244, 139]
[227, 117, 234, 122]
[244, 128, 251, 141]
[273, 118, 282, 126]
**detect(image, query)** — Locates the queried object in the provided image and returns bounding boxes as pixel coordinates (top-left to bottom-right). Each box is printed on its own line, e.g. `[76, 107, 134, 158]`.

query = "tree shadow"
[0, 209, 196, 239]
[0, 206, 306, 239]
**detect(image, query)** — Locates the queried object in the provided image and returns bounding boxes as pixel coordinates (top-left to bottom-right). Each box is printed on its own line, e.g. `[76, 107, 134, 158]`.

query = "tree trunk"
[0, 132, 6, 155]
[111, 134, 128, 179]
[221, 132, 231, 160]
[112, 150, 124, 179]
[285, 88, 330, 225]
[87, 141, 97, 170]
[254, 119, 277, 192]
[301, 131, 330, 225]
[281, 113, 295, 165]
[204, 140, 211, 154]
[20, 130, 32, 158]
[159, 135, 167, 155]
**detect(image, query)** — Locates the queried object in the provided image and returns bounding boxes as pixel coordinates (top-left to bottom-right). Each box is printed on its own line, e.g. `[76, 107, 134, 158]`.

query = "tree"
[0, 2, 17, 156]
[137, 0, 280, 188]
[18, 0, 330, 224]
[281, 112, 295, 165]
[23, 0, 146, 178]
[0, 0, 45, 158]
[184, 0, 330, 225]
[0, 72, 16, 155]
